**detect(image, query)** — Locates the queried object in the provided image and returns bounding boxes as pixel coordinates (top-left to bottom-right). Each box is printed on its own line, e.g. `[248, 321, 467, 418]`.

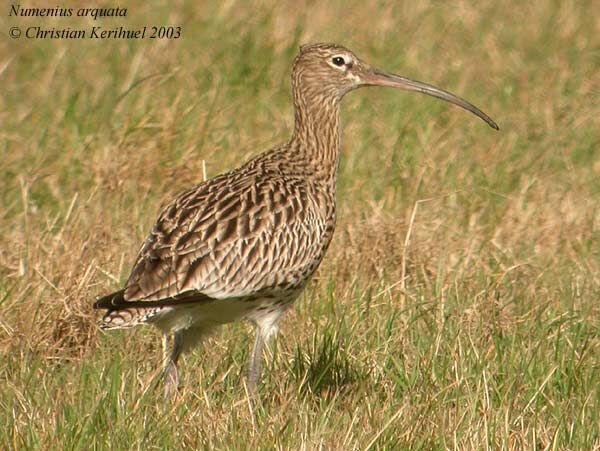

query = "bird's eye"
[332, 56, 345, 66]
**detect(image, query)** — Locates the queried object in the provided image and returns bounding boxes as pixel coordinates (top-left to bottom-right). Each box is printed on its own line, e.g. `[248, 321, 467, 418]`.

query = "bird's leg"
[247, 331, 265, 395]
[162, 331, 183, 399]
[247, 321, 279, 395]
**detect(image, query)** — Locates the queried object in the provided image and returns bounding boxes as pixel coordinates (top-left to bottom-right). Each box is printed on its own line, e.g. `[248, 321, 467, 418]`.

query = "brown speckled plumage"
[94, 43, 498, 397]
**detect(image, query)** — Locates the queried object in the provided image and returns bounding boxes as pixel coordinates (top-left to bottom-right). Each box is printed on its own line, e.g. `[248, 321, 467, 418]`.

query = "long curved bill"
[362, 68, 499, 130]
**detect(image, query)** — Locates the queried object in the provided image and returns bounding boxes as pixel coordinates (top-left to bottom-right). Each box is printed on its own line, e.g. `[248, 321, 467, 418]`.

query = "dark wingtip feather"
[93, 289, 126, 310]
[93, 288, 215, 311]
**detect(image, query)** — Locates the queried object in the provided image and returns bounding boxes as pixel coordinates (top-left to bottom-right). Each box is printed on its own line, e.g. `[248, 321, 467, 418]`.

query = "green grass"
[1, 0, 599, 449]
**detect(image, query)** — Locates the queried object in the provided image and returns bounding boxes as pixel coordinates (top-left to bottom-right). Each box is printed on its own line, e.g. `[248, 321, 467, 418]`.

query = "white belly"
[150, 291, 300, 335]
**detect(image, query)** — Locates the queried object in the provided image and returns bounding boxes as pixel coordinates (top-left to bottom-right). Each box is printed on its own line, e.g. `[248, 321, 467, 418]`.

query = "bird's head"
[292, 43, 498, 130]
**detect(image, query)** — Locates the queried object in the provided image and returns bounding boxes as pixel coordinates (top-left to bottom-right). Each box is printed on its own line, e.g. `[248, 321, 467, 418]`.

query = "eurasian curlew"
[94, 43, 498, 397]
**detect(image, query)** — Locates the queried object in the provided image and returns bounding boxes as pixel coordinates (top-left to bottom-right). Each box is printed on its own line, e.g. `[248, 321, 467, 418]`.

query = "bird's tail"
[93, 289, 153, 329]
[93, 288, 212, 329]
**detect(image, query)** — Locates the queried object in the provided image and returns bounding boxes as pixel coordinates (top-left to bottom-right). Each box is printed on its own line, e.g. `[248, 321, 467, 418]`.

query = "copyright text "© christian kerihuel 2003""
[8, 4, 182, 40]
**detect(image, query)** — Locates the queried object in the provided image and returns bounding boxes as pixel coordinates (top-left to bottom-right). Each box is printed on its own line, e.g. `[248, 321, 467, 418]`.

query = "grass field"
[1, 0, 599, 449]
